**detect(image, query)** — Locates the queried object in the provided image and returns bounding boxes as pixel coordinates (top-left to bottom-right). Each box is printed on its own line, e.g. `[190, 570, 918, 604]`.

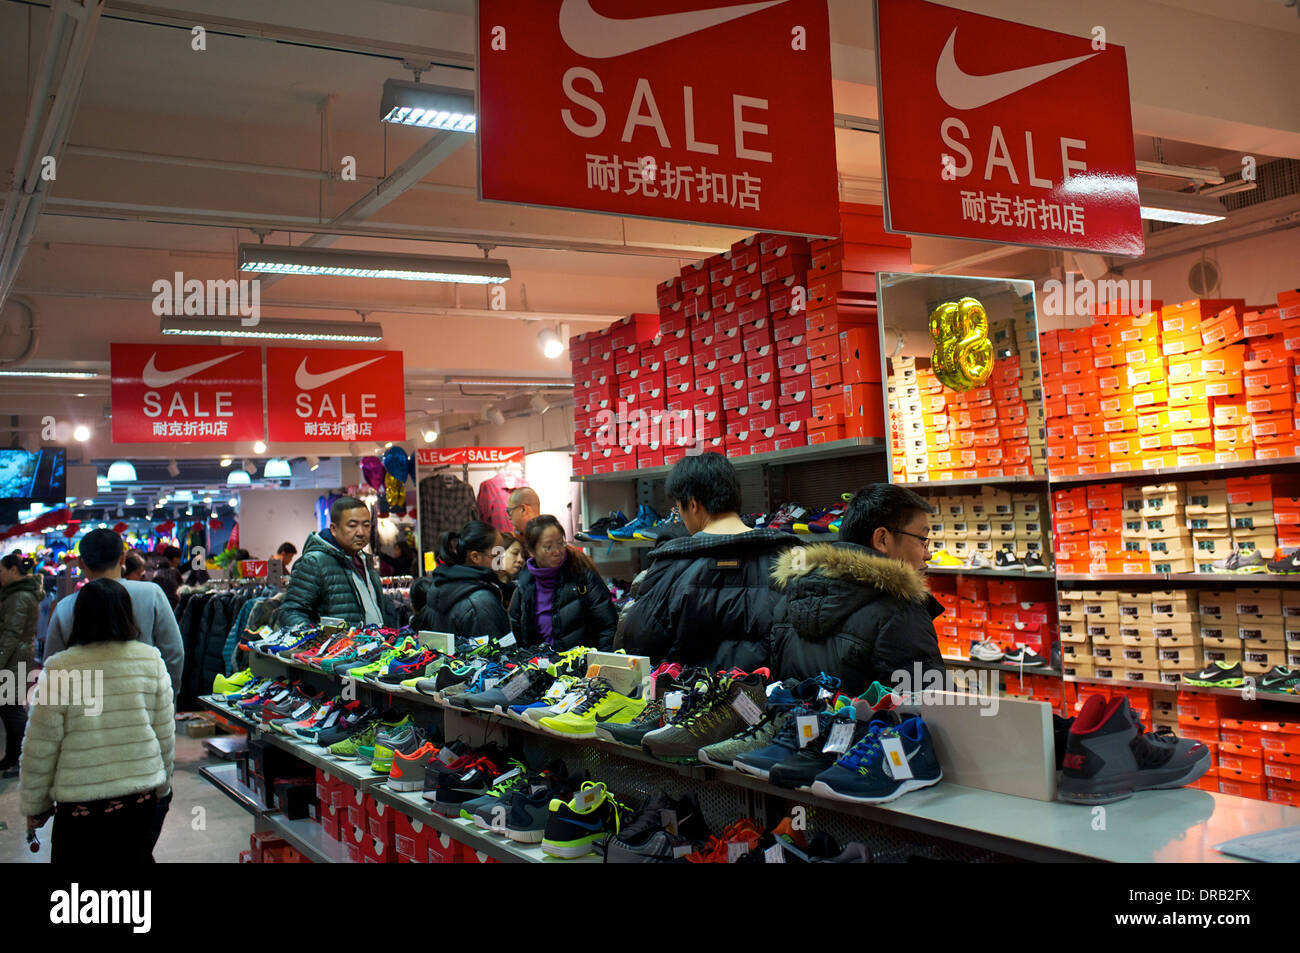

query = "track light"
[481, 404, 505, 427]
[307, 456, 320, 471]
[538, 327, 565, 359]
[530, 393, 552, 415]
[125, 497, 135, 506]
[161, 317, 384, 342]
[380, 79, 476, 131]
[238, 244, 509, 284]
[219, 457, 232, 468]
[242, 459, 257, 474]
[253, 441, 267, 455]
[167, 459, 180, 478]
[264, 458, 292, 479]
[107, 461, 137, 482]
[422, 421, 440, 443]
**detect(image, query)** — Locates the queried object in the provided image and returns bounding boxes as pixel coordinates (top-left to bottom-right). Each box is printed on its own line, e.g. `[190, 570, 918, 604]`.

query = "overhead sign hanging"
[110, 343, 264, 443]
[875, 0, 1144, 256]
[476, 0, 839, 237]
[266, 347, 406, 442]
[417, 447, 525, 467]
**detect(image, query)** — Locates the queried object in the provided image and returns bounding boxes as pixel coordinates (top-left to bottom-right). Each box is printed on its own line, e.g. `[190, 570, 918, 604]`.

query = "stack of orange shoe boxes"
[1158, 299, 1244, 468]
[1242, 294, 1300, 459]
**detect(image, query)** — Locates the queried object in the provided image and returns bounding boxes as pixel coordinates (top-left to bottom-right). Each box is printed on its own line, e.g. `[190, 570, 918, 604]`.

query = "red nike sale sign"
[477, 0, 839, 237]
[266, 348, 406, 442]
[110, 343, 264, 443]
[876, 0, 1144, 256]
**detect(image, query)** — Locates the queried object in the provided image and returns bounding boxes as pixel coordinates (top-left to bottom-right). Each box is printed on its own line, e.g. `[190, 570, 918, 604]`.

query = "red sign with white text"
[417, 447, 525, 467]
[238, 560, 268, 579]
[266, 348, 405, 442]
[876, 0, 1143, 256]
[111, 343, 264, 443]
[477, 0, 839, 237]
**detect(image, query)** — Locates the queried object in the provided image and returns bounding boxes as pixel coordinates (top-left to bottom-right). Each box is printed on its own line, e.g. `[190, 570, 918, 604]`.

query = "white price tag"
[291, 703, 312, 719]
[765, 843, 785, 864]
[822, 721, 855, 755]
[664, 691, 684, 720]
[501, 671, 532, 701]
[672, 844, 694, 859]
[474, 636, 490, 646]
[731, 692, 763, 726]
[726, 841, 751, 863]
[543, 681, 569, 701]
[437, 746, 458, 765]
[659, 809, 679, 835]
[879, 734, 913, 779]
[499, 634, 517, 649]
[795, 714, 820, 748]
[320, 709, 341, 730]
[817, 688, 833, 700]
[481, 678, 500, 692]
[577, 786, 601, 810]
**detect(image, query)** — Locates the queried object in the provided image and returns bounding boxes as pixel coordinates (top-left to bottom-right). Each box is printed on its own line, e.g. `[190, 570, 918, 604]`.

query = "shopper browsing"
[20, 578, 176, 865]
[769, 484, 946, 696]
[412, 520, 511, 640]
[275, 541, 297, 572]
[616, 452, 799, 671]
[495, 533, 525, 608]
[152, 546, 184, 608]
[0, 553, 41, 775]
[123, 551, 147, 581]
[510, 516, 618, 651]
[43, 530, 185, 701]
[279, 497, 393, 628]
[506, 487, 541, 535]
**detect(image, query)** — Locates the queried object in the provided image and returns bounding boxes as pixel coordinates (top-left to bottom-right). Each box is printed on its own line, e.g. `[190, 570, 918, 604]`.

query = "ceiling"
[1, 0, 1298, 466]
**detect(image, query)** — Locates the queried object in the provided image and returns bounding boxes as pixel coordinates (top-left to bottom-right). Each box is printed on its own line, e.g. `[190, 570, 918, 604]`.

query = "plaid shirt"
[418, 474, 480, 554]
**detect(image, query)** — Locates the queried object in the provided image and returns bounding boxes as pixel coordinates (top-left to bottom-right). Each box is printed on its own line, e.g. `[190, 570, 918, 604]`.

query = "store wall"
[237, 488, 325, 562]
[1116, 228, 1300, 310]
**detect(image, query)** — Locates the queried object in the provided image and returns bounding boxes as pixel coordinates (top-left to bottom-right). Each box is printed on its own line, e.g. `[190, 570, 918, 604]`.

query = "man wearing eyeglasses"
[506, 487, 541, 536]
[768, 484, 946, 697]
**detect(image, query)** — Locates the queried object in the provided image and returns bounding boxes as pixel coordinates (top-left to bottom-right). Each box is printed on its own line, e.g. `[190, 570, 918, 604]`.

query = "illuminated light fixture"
[73, 424, 91, 442]
[1138, 187, 1227, 225]
[96, 475, 110, 490]
[226, 469, 251, 487]
[203, 496, 212, 505]
[173, 490, 193, 502]
[106, 460, 137, 482]
[422, 421, 439, 443]
[167, 459, 180, 478]
[124, 497, 135, 506]
[0, 368, 98, 379]
[264, 458, 292, 479]
[161, 316, 384, 342]
[538, 327, 565, 359]
[82, 498, 93, 506]
[307, 455, 320, 471]
[237, 244, 509, 285]
[219, 457, 232, 468]
[380, 79, 476, 132]
[253, 441, 267, 454]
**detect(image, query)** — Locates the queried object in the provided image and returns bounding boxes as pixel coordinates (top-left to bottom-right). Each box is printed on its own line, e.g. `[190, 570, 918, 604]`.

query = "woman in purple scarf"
[509, 516, 618, 651]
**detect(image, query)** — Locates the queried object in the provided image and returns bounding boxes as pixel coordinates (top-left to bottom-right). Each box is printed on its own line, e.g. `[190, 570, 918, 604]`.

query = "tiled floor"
[0, 729, 249, 863]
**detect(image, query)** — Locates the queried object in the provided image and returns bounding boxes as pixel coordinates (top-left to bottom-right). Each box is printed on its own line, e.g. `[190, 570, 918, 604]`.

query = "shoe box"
[248, 831, 310, 864]
[458, 845, 500, 864]
[393, 813, 434, 863]
[919, 487, 1051, 567]
[246, 734, 311, 810]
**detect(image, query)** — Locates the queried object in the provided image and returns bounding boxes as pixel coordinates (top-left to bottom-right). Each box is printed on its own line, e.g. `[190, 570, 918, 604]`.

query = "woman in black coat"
[509, 516, 617, 651]
[413, 521, 511, 642]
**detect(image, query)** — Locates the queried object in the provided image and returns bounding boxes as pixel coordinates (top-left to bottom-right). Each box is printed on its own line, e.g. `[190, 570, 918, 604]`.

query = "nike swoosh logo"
[558, 0, 790, 59]
[294, 356, 385, 390]
[935, 27, 1099, 110]
[560, 813, 607, 832]
[141, 352, 239, 388]
[593, 705, 630, 723]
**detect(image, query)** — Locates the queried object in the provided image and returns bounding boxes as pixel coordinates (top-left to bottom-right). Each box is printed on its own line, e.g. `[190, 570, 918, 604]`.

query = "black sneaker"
[1052, 714, 1076, 772]
[575, 511, 628, 542]
[1003, 646, 1046, 666]
[1058, 695, 1210, 804]
[1050, 642, 1062, 671]
[1260, 666, 1300, 693]
[1023, 552, 1048, 573]
[463, 667, 554, 715]
[314, 704, 377, 748]
[603, 792, 711, 863]
[422, 748, 508, 816]
[994, 549, 1024, 570]
[541, 782, 630, 859]
[768, 709, 862, 790]
[1181, 661, 1244, 688]
[1267, 549, 1300, 574]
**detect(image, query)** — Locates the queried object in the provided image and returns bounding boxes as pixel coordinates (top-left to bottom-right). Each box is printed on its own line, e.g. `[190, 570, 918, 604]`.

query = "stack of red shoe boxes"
[569, 314, 659, 475]
[570, 326, 614, 475]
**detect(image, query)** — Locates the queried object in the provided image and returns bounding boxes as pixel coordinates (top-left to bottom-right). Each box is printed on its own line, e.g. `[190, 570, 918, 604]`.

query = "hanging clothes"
[477, 469, 529, 534]
[418, 472, 479, 555]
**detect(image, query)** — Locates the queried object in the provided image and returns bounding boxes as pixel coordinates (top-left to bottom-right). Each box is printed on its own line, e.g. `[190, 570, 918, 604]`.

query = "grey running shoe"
[642, 673, 769, 763]
[696, 681, 803, 767]
[1232, 550, 1267, 574]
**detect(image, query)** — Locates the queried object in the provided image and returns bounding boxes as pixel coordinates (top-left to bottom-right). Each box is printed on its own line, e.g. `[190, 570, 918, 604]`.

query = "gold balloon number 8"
[929, 296, 993, 391]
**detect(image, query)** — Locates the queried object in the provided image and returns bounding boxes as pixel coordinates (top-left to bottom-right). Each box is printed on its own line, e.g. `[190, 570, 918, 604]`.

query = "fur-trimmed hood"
[772, 542, 928, 602]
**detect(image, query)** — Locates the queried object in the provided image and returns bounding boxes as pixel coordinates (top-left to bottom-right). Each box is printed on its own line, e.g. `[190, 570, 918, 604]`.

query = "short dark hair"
[330, 496, 368, 526]
[234, 549, 251, 561]
[123, 551, 146, 576]
[1, 552, 34, 574]
[69, 578, 140, 646]
[410, 575, 433, 612]
[276, 542, 297, 557]
[838, 484, 934, 547]
[438, 520, 498, 565]
[664, 452, 741, 515]
[80, 528, 126, 572]
[162, 546, 181, 562]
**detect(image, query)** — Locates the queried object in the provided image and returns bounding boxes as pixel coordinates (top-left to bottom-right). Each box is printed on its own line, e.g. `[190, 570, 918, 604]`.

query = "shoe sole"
[504, 827, 545, 844]
[541, 838, 599, 858]
[972, 655, 1005, 663]
[538, 723, 599, 739]
[385, 778, 424, 792]
[731, 761, 774, 780]
[1181, 677, 1244, 688]
[1057, 752, 1210, 805]
[808, 774, 943, 805]
[1232, 566, 1266, 574]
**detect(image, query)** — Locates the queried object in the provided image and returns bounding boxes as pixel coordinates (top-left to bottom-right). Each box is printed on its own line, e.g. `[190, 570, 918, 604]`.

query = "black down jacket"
[279, 530, 392, 629]
[509, 562, 618, 652]
[412, 564, 511, 641]
[615, 529, 799, 672]
[768, 542, 946, 697]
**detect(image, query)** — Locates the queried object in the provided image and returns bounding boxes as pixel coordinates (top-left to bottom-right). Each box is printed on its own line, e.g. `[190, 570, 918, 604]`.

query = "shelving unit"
[572, 437, 886, 483]
[263, 813, 350, 864]
[926, 566, 1056, 579]
[942, 655, 1062, 678]
[1063, 672, 1300, 704]
[199, 763, 269, 816]
[1049, 455, 1300, 486]
[1057, 572, 1297, 586]
[902, 475, 1049, 489]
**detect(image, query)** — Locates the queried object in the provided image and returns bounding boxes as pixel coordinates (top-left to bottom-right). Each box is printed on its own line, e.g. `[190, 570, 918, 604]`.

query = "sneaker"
[575, 511, 628, 542]
[423, 754, 504, 816]
[697, 682, 803, 768]
[464, 760, 532, 827]
[768, 708, 863, 790]
[1022, 552, 1048, 573]
[970, 640, 1005, 662]
[1181, 661, 1244, 688]
[1057, 695, 1211, 804]
[504, 778, 577, 844]
[464, 667, 554, 715]
[762, 503, 810, 534]
[387, 741, 441, 793]
[635, 511, 688, 542]
[683, 818, 763, 863]
[1260, 666, 1300, 694]
[809, 717, 944, 805]
[315, 705, 377, 748]
[994, 549, 1024, 570]
[641, 673, 769, 763]
[966, 552, 990, 570]
[803, 495, 851, 534]
[927, 550, 963, 568]
[370, 724, 424, 774]
[541, 781, 629, 859]
[1211, 551, 1243, 573]
[1003, 646, 1046, 666]
[603, 793, 711, 863]
[539, 678, 646, 739]
[212, 668, 253, 695]
[608, 504, 660, 541]
[1232, 550, 1268, 574]
[595, 698, 668, 746]
[732, 702, 817, 780]
[1267, 549, 1300, 575]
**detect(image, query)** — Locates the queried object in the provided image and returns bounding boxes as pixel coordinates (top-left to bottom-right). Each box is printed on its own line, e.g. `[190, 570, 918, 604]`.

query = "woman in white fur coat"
[20, 578, 175, 863]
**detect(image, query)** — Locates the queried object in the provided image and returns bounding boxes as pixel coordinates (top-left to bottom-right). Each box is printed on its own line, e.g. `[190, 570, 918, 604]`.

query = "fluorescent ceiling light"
[253, 441, 267, 455]
[226, 469, 251, 486]
[380, 79, 476, 132]
[1138, 187, 1227, 225]
[106, 460, 137, 482]
[237, 244, 509, 284]
[73, 424, 90, 442]
[0, 368, 99, 379]
[172, 490, 193, 502]
[264, 458, 292, 479]
[161, 317, 384, 342]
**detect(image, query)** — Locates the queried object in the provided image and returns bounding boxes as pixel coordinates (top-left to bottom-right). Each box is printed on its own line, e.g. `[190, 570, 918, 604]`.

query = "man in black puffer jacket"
[770, 484, 945, 697]
[616, 453, 799, 672]
[280, 497, 393, 629]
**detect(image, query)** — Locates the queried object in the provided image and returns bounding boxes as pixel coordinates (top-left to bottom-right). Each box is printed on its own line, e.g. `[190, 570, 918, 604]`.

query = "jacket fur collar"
[772, 542, 928, 603]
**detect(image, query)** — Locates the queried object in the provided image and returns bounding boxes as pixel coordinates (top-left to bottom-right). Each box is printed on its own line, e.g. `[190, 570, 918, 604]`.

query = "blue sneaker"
[576, 511, 629, 541]
[732, 701, 817, 779]
[609, 504, 660, 540]
[809, 716, 943, 805]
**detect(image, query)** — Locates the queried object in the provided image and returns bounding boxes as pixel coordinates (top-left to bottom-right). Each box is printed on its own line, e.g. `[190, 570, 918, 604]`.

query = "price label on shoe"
[499, 634, 517, 648]
[501, 671, 532, 701]
[880, 735, 914, 779]
[822, 721, 855, 755]
[795, 715, 820, 748]
[493, 767, 522, 787]
[543, 682, 569, 701]
[291, 703, 313, 719]
[726, 840, 752, 862]
[578, 786, 602, 810]
[659, 809, 679, 835]
[732, 692, 763, 726]
[481, 678, 500, 693]
[664, 691, 685, 720]
[764, 843, 786, 864]
[437, 746, 458, 765]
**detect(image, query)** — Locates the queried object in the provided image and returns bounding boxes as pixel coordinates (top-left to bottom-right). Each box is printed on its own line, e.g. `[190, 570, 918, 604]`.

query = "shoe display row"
[928, 547, 1049, 573]
[969, 640, 1047, 667]
[1181, 660, 1300, 693]
[1211, 548, 1300, 575]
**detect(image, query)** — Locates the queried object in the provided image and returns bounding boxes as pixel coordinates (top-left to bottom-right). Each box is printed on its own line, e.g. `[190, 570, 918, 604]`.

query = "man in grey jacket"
[43, 529, 185, 699]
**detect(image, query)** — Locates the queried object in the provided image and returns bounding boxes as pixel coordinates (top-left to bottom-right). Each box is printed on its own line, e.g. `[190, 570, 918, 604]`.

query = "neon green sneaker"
[346, 641, 412, 679]
[541, 782, 629, 859]
[328, 721, 378, 759]
[213, 668, 253, 694]
[539, 678, 647, 739]
[355, 713, 413, 763]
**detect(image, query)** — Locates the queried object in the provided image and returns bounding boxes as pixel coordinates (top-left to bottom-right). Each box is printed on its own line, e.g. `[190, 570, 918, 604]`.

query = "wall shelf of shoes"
[880, 276, 1300, 808]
